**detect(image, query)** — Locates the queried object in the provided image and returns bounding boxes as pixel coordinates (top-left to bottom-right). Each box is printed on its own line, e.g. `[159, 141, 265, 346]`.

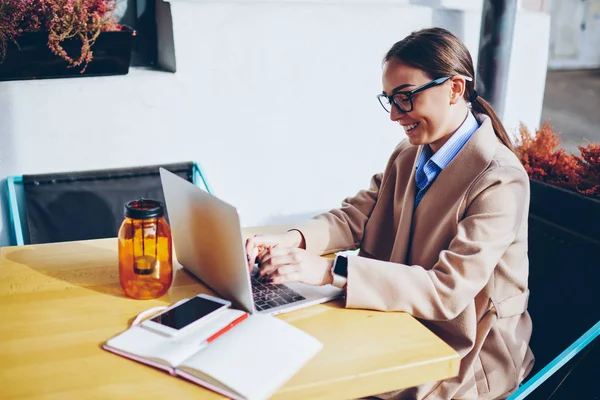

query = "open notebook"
[103, 309, 322, 400]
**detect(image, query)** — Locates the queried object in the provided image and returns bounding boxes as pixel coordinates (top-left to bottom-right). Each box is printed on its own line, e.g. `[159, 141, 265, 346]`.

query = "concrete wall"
[0, 0, 551, 247]
[548, 0, 600, 69]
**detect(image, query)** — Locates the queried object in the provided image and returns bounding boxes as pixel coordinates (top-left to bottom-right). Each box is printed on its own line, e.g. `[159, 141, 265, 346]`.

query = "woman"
[246, 27, 534, 399]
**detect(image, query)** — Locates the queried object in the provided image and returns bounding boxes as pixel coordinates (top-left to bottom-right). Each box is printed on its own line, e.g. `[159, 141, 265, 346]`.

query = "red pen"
[205, 313, 249, 344]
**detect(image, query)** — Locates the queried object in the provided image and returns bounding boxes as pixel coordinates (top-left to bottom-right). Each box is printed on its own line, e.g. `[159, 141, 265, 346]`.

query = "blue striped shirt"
[414, 112, 479, 209]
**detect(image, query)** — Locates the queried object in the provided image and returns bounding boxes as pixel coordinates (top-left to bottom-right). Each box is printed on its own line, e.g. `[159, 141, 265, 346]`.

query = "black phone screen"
[150, 297, 225, 330]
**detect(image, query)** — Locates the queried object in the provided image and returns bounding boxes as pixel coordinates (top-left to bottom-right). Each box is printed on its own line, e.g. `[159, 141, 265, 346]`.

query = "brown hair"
[384, 27, 515, 153]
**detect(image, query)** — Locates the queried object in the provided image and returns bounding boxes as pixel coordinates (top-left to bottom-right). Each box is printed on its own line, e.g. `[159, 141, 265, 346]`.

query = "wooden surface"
[0, 228, 459, 400]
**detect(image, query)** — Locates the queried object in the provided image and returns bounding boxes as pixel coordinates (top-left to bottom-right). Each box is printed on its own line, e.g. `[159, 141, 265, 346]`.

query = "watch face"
[334, 255, 348, 278]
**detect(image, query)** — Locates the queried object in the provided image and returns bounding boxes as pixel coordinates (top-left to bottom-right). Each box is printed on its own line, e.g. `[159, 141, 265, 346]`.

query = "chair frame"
[507, 319, 600, 400]
[6, 162, 211, 246]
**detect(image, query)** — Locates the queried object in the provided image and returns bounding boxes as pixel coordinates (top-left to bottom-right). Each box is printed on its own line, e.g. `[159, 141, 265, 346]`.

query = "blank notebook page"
[179, 314, 322, 400]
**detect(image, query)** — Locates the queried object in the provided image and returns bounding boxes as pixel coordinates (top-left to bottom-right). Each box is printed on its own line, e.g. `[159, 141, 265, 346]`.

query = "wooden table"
[0, 229, 459, 400]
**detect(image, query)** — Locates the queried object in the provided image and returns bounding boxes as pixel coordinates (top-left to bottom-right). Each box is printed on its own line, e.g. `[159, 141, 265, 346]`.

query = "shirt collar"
[427, 111, 479, 170]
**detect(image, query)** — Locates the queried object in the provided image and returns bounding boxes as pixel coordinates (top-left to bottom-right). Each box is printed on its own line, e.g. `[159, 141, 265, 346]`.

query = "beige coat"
[293, 114, 534, 399]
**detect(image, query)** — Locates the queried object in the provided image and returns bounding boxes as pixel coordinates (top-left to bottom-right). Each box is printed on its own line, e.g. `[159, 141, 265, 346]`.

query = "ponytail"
[471, 97, 515, 153]
[383, 27, 517, 154]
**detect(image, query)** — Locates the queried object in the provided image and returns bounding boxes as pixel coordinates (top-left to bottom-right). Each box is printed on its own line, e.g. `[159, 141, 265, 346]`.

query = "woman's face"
[381, 59, 467, 152]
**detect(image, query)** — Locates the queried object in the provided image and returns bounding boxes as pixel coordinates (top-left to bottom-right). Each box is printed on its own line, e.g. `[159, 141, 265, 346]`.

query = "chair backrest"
[6, 162, 211, 246]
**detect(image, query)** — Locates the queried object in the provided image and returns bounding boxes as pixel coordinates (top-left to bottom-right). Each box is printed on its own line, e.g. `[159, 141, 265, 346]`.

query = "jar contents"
[118, 199, 173, 300]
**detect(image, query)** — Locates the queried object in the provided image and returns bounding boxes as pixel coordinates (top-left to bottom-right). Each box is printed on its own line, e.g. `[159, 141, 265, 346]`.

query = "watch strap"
[331, 255, 348, 289]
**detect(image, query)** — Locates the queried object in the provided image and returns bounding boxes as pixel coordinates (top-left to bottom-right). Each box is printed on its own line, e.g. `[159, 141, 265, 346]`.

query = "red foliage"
[515, 122, 600, 200]
[45, 0, 118, 72]
[0, 0, 37, 62]
[576, 142, 600, 198]
[0, 0, 119, 72]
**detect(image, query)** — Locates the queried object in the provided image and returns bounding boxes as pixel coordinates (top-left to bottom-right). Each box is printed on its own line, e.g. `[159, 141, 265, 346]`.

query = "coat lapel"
[409, 115, 499, 263]
[388, 146, 422, 264]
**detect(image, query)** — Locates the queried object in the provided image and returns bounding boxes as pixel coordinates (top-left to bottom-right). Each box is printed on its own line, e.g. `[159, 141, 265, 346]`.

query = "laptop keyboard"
[251, 276, 306, 311]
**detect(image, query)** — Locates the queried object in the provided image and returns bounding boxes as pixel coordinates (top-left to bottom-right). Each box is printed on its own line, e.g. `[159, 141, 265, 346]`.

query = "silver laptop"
[159, 168, 343, 315]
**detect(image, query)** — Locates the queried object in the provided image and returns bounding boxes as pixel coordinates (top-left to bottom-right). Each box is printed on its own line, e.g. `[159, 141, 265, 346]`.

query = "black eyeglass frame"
[377, 75, 473, 113]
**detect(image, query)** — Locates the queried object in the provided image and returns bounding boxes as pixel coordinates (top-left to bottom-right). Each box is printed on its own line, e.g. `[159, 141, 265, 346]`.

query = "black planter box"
[529, 179, 600, 239]
[526, 179, 600, 399]
[0, 26, 135, 81]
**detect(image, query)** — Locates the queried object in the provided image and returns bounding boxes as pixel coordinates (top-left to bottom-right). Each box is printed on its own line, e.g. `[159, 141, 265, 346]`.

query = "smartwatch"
[331, 255, 348, 288]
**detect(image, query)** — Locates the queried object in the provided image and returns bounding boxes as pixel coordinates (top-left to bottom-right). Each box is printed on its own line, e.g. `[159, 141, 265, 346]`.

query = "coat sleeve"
[345, 165, 530, 321]
[290, 141, 411, 255]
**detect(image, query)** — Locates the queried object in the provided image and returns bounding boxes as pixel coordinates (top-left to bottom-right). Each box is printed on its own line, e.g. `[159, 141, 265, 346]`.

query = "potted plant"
[0, 0, 135, 81]
[515, 122, 600, 239]
[514, 122, 600, 393]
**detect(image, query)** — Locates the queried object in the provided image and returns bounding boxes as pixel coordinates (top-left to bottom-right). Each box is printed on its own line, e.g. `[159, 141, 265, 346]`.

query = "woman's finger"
[260, 246, 296, 264]
[269, 269, 302, 285]
[245, 237, 257, 270]
[258, 254, 296, 277]
[258, 259, 292, 278]
[246, 238, 263, 272]
[268, 264, 298, 279]
[246, 235, 277, 270]
[248, 246, 259, 273]
[252, 234, 286, 248]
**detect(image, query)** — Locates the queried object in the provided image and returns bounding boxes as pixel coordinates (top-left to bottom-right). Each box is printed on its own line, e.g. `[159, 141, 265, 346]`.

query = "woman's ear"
[449, 76, 467, 105]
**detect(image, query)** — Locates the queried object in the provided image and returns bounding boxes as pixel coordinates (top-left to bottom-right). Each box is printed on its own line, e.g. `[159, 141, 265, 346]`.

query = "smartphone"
[141, 294, 231, 337]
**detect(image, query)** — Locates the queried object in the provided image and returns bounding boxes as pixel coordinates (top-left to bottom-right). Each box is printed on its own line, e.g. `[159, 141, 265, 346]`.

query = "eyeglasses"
[377, 75, 473, 113]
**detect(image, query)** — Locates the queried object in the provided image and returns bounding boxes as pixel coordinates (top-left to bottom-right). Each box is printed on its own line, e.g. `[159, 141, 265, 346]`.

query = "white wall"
[504, 10, 551, 137]
[548, 0, 600, 69]
[0, 0, 550, 247]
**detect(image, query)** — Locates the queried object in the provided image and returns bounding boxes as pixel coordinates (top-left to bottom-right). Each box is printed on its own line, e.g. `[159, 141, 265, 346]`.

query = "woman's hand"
[245, 230, 304, 272]
[257, 246, 334, 286]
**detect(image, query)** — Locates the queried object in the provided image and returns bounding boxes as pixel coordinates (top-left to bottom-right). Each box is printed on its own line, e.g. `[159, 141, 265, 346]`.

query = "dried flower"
[515, 122, 600, 200]
[0, 0, 36, 63]
[576, 142, 600, 198]
[0, 0, 120, 71]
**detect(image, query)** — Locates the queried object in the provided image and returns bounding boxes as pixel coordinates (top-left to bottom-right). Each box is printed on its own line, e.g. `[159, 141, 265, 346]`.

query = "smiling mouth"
[402, 122, 420, 132]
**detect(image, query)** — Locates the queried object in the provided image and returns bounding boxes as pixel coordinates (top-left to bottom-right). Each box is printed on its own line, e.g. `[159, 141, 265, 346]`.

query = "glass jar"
[118, 199, 173, 300]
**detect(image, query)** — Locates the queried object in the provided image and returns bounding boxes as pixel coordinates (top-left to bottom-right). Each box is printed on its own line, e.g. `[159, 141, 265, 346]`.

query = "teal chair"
[507, 320, 599, 399]
[6, 161, 211, 246]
